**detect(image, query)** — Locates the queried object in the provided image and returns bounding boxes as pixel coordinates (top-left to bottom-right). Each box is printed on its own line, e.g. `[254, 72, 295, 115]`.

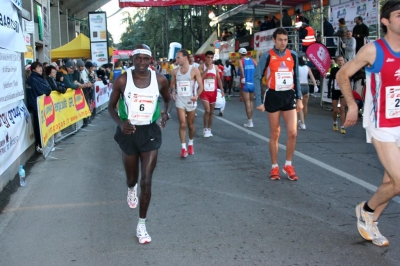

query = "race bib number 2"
[386, 86, 400, 119]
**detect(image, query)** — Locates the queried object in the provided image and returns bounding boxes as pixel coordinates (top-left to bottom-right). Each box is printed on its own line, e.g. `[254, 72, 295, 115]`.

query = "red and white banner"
[254, 28, 275, 52]
[94, 81, 113, 108]
[0, 100, 34, 176]
[119, 0, 248, 7]
[306, 43, 330, 77]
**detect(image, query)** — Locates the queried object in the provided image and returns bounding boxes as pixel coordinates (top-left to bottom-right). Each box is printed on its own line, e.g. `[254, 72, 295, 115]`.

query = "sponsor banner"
[330, 0, 378, 32]
[11, 0, 22, 10]
[91, 42, 109, 68]
[0, 100, 34, 176]
[254, 29, 275, 52]
[89, 12, 107, 42]
[0, 0, 26, 52]
[0, 49, 24, 108]
[94, 81, 112, 107]
[306, 43, 331, 77]
[119, 0, 248, 7]
[37, 89, 91, 147]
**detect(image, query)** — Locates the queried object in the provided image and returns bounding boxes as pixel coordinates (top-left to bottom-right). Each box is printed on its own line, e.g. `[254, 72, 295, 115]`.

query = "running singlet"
[298, 65, 308, 84]
[176, 65, 195, 97]
[241, 58, 256, 83]
[203, 64, 217, 92]
[119, 70, 160, 125]
[265, 49, 295, 91]
[364, 38, 400, 128]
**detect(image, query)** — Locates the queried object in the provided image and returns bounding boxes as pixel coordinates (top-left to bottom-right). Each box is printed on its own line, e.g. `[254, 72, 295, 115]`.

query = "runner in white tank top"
[171, 49, 204, 157]
[108, 44, 172, 245]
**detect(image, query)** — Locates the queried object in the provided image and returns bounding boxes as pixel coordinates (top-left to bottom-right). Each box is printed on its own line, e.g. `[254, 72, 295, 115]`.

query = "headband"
[382, 3, 400, 18]
[132, 49, 152, 57]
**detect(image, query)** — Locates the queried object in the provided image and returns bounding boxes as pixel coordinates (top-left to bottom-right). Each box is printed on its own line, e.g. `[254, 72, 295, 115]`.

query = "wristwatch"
[165, 112, 171, 119]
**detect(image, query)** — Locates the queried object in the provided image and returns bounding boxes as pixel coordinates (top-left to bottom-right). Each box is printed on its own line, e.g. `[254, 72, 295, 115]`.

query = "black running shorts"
[331, 89, 343, 100]
[114, 122, 162, 155]
[264, 89, 297, 113]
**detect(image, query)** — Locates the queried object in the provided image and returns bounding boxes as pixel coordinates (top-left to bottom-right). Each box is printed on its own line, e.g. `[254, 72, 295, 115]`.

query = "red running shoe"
[282, 165, 298, 181]
[188, 145, 194, 155]
[270, 167, 280, 180]
[181, 148, 188, 158]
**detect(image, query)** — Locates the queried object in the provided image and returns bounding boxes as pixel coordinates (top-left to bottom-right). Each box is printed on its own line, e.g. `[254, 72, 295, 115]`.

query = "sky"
[100, 0, 135, 44]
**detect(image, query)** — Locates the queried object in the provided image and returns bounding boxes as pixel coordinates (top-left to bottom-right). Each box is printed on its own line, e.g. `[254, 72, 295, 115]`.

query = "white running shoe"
[244, 122, 254, 128]
[136, 223, 151, 244]
[208, 130, 213, 137]
[127, 184, 138, 209]
[300, 123, 306, 130]
[355, 202, 389, 246]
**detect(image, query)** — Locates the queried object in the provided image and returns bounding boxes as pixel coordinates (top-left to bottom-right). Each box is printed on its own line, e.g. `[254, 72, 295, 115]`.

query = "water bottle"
[19, 165, 26, 187]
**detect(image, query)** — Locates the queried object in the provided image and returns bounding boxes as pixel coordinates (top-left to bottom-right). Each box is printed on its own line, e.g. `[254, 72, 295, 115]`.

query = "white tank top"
[176, 65, 195, 97]
[299, 65, 309, 85]
[124, 69, 160, 125]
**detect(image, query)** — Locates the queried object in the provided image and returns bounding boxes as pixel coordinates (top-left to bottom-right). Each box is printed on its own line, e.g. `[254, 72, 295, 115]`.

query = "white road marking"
[197, 108, 400, 204]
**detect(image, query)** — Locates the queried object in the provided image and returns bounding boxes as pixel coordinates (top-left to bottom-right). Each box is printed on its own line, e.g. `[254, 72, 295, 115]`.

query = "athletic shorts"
[300, 84, 309, 95]
[200, 90, 217, 104]
[243, 82, 255, 93]
[264, 89, 297, 113]
[175, 96, 197, 112]
[114, 122, 162, 155]
[164, 74, 171, 81]
[365, 125, 400, 146]
[332, 89, 343, 100]
[224, 76, 232, 82]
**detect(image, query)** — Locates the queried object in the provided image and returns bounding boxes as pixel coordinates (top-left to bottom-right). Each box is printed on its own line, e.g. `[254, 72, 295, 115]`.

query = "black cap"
[85, 61, 93, 68]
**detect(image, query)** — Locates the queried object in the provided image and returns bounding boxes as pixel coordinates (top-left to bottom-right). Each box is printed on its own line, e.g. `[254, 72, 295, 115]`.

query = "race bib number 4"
[386, 86, 400, 119]
[128, 94, 155, 121]
[204, 79, 215, 92]
[275, 72, 293, 91]
[177, 81, 191, 97]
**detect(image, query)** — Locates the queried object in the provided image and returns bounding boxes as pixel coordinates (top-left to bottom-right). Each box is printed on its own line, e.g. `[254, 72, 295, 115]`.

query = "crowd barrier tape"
[37, 88, 91, 148]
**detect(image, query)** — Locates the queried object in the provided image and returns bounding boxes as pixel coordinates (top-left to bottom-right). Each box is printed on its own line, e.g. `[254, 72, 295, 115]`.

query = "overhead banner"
[119, 0, 248, 7]
[0, 49, 24, 108]
[330, 0, 378, 31]
[37, 89, 91, 147]
[0, 0, 26, 52]
[0, 100, 34, 177]
[94, 81, 112, 107]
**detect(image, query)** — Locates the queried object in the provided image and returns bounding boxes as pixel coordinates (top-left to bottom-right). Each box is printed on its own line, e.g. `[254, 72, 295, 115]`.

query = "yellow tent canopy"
[51, 33, 114, 60]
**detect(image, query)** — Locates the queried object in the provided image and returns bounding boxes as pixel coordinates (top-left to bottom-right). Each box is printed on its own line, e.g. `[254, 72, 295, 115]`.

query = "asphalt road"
[0, 95, 399, 266]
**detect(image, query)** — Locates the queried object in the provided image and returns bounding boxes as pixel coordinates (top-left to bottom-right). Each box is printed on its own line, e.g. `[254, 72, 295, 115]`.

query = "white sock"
[285, 161, 292, 166]
[139, 218, 146, 225]
[188, 139, 193, 146]
[181, 143, 186, 149]
[333, 122, 337, 124]
[248, 119, 252, 123]
[341, 126, 345, 129]
[272, 164, 278, 169]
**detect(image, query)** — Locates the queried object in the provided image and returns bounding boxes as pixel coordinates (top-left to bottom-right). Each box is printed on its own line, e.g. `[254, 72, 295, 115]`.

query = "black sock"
[363, 202, 374, 213]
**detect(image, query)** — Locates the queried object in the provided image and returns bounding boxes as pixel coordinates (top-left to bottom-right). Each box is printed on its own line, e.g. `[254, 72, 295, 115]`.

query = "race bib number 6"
[129, 95, 155, 121]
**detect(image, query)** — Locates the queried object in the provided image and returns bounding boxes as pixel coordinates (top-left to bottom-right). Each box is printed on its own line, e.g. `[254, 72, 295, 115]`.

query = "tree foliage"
[118, 6, 238, 59]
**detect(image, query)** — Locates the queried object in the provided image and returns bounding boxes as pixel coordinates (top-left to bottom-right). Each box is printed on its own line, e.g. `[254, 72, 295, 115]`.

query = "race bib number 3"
[386, 86, 400, 119]
[129, 94, 155, 121]
[275, 72, 293, 91]
[204, 79, 215, 92]
[177, 81, 191, 97]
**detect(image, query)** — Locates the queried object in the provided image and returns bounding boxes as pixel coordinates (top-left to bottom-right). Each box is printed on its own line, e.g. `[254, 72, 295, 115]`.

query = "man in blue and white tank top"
[238, 48, 257, 128]
[171, 49, 204, 158]
[108, 44, 172, 245]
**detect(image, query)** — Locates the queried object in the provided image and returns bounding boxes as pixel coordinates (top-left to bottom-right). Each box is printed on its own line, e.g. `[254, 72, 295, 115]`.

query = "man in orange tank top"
[254, 27, 303, 181]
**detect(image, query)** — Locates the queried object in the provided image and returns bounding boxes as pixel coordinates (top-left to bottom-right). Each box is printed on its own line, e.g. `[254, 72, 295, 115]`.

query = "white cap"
[238, 48, 247, 55]
[295, 22, 303, 28]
